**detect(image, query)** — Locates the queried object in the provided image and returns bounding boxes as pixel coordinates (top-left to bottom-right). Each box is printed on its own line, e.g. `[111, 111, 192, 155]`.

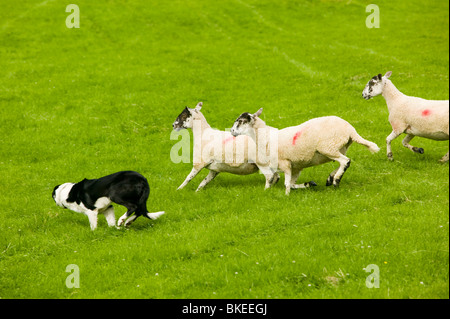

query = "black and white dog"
[52, 171, 165, 230]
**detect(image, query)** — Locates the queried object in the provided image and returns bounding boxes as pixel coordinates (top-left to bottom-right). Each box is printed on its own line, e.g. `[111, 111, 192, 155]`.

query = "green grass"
[0, 0, 448, 299]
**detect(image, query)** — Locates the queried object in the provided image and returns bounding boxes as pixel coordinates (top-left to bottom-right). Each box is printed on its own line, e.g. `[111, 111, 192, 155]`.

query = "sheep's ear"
[384, 71, 392, 79]
[194, 102, 202, 113]
[253, 108, 263, 118]
[184, 106, 193, 114]
[377, 73, 382, 80]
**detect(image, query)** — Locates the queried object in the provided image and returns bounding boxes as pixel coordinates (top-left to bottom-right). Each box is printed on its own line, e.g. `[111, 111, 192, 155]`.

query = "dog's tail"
[134, 179, 165, 221]
[146, 211, 165, 220]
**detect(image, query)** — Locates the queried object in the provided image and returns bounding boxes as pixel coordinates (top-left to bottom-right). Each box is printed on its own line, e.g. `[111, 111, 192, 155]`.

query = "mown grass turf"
[0, 0, 448, 298]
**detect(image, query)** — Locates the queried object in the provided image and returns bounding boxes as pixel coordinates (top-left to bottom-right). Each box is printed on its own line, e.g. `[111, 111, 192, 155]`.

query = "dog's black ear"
[66, 181, 84, 203]
[52, 185, 60, 200]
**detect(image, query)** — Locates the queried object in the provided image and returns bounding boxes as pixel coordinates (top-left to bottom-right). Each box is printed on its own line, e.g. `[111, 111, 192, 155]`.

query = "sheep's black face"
[362, 74, 383, 100]
[231, 112, 253, 136]
[173, 107, 193, 131]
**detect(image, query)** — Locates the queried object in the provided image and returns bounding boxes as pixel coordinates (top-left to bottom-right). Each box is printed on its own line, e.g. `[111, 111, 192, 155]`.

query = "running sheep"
[362, 71, 449, 162]
[230, 109, 380, 195]
[172, 102, 279, 191]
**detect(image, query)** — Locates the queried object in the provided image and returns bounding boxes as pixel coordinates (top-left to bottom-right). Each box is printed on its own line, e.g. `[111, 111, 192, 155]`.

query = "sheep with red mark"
[230, 109, 380, 195]
[172, 102, 278, 191]
[362, 71, 449, 162]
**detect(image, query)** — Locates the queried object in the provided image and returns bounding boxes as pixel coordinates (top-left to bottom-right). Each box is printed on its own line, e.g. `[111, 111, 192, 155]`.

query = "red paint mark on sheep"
[292, 131, 302, 145]
[223, 136, 235, 144]
[422, 109, 431, 117]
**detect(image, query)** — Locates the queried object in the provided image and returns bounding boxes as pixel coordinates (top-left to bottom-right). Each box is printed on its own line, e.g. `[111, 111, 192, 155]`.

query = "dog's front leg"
[103, 206, 116, 227]
[86, 211, 98, 230]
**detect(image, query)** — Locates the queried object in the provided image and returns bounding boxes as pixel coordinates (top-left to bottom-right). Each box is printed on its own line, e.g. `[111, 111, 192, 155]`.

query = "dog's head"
[52, 183, 74, 209]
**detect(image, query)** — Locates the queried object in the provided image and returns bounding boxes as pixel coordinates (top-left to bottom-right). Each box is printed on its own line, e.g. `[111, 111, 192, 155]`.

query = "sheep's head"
[362, 71, 392, 100]
[172, 102, 202, 131]
[230, 108, 263, 137]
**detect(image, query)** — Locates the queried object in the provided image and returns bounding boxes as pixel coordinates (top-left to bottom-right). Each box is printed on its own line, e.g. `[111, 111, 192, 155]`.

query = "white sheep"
[362, 71, 449, 162]
[230, 109, 380, 195]
[172, 102, 279, 191]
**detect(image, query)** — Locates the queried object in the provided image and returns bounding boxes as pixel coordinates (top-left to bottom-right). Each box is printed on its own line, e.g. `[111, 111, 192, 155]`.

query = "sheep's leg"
[402, 134, 424, 154]
[290, 168, 317, 189]
[263, 172, 279, 189]
[439, 151, 449, 163]
[327, 154, 351, 187]
[326, 168, 338, 186]
[278, 160, 292, 195]
[289, 168, 301, 189]
[386, 130, 402, 161]
[195, 170, 219, 192]
[326, 143, 352, 186]
[269, 172, 280, 186]
[291, 182, 317, 189]
[259, 166, 278, 189]
[284, 170, 292, 195]
[177, 167, 203, 190]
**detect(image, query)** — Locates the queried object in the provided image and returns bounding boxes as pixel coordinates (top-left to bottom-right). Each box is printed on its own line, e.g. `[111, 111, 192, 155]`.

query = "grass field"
[0, 0, 448, 299]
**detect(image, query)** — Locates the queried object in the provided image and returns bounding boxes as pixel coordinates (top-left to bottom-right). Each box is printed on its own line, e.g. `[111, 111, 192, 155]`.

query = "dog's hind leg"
[118, 201, 147, 228]
[124, 214, 138, 227]
[117, 207, 136, 227]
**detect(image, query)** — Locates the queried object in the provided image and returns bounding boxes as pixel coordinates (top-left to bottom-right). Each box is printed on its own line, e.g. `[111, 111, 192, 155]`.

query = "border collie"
[52, 171, 165, 230]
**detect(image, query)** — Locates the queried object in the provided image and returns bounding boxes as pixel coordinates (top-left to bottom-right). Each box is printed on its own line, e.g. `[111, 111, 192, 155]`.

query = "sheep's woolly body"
[383, 79, 449, 141]
[253, 116, 378, 168]
[245, 115, 379, 195]
[173, 103, 278, 192]
[191, 111, 258, 173]
[362, 72, 450, 162]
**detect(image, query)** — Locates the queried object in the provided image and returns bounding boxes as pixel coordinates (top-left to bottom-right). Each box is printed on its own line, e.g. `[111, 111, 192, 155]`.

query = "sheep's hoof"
[333, 179, 341, 188]
[273, 174, 280, 185]
[308, 181, 317, 187]
[326, 176, 334, 186]
[387, 152, 394, 161]
[269, 173, 280, 185]
[413, 147, 424, 154]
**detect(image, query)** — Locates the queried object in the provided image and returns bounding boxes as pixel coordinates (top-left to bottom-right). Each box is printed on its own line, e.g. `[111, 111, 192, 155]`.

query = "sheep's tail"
[351, 131, 380, 154]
